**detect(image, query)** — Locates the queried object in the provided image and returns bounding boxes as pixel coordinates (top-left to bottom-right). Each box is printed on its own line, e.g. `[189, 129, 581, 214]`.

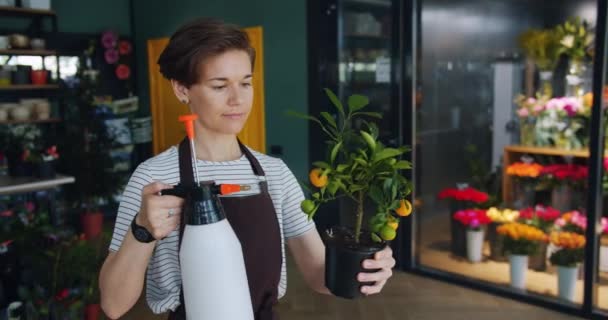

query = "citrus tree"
[293, 89, 413, 243]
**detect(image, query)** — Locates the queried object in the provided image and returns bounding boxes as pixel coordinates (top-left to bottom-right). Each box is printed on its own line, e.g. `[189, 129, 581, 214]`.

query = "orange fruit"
[387, 220, 399, 230]
[395, 199, 412, 217]
[309, 168, 328, 188]
[380, 226, 396, 241]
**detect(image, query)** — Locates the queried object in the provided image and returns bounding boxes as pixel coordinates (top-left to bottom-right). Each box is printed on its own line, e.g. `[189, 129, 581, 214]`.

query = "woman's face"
[186, 50, 253, 136]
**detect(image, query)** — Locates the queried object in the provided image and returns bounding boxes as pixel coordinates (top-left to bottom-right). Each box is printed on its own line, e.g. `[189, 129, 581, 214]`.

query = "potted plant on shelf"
[453, 209, 491, 263]
[497, 222, 548, 290]
[554, 17, 594, 97]
[549, 231, 585, 302]
[486, 207, 520, 261]
[0, 124, 42, 177]
[59, 42, 122, 239]
[438, 185, 489, 257]
[514, 95, 548, 147]
[294, 89, 413, 299]
[540, 163, 588, 213]
[518, 28, 563, 97]
[505, 156, 544, 209]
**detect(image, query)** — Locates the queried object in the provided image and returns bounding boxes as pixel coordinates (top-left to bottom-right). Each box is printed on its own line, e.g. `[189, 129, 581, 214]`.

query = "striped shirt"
[109, 145, 315, 314]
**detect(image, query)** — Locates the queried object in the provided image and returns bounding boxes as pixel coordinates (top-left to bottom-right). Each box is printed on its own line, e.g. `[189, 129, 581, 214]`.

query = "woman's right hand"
[137, 182, 184, 240]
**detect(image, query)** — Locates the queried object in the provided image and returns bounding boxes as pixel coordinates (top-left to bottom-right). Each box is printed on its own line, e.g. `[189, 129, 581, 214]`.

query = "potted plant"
[518, 28, 563, 97]
[497, 222, 548, 290]
[453, 209, 491, 263]
[517, 204, 561, 271]
[485, 207, 520, 261]
[554, 17, 594, 97]
[514, 95, 548, 147]
[438, 185, 489, 257]
[0, 124, 42, 177]
[59, 43, 122, 239]
[505, 157, 544, 208]
[540, 163, 588, 212]
[549, 231, 585, 302]
[294, 89, 412, 299]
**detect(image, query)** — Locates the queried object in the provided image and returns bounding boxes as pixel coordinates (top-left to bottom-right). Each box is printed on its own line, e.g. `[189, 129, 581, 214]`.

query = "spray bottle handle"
[159, 184, 189, 198]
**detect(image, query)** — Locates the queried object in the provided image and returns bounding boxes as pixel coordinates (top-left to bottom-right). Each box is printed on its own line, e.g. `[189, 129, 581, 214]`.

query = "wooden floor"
[121, 254, 582, 320]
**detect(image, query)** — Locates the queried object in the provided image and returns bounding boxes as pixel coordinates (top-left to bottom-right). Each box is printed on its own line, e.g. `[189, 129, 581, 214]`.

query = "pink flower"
[470, 219, 480, 229]
[0, 210, 13, 217]
[101, 31, 118, 49]
[526, 97, 537, 104]
[517, 108, 529, 117]
[545, 98, 564, 111]
[105, 48, 119, 64]
[603, 157, 608, 172]
[602, 217, 608, 234]
[24, 202, 35, 213]
[533, 104, 545, 114]
[555, 218, 566, 227]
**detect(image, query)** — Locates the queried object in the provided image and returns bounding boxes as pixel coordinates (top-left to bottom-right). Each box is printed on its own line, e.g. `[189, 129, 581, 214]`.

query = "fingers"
[142, 181, 173, 196]
[374, 246, 393, 260]
[361, 279, 387, 295]
[362, 256, 396, 270]
[151, 195, 184, 209]
[357, 268, 393, 284]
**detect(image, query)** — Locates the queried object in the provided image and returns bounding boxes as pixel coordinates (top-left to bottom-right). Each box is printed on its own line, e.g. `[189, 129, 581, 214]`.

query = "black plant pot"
[6, 150, 31, 177]
[324, 227, 385, 299]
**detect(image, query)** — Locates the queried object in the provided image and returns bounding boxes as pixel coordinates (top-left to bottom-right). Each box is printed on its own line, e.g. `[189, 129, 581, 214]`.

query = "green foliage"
[293, 89, 413, 243]
[502, 236, 541, 256]
[550, 248, 584, 267]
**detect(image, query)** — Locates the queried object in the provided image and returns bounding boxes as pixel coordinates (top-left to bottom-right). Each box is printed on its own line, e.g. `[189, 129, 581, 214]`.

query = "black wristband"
[131, 215, 155, 243]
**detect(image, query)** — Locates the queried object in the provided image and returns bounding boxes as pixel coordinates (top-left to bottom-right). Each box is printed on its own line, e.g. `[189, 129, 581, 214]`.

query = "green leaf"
[312, 192, 320, 199]
[352, 111, 382, 119]
[350, 184, 365, 193]
[347, 94, 369, 112]
[394, 160, 412, 169]
[354, 158, 368, 166]
[313, 161, 331, 169]
[320, 112, 337, 129]
[369, 185, 384, 204]
[336, 164, 349, 172]
[330, 141, 342, 163]
[324, 88, 345, 117]
[327, 182, 339, 196]
[285, 110, 321, 123]
[373, 148, 404, 162]
[371, 233, 383, 243]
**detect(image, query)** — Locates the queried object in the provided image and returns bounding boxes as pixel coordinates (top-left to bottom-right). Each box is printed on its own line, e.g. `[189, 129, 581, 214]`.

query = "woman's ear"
[170, 79, 190, 104]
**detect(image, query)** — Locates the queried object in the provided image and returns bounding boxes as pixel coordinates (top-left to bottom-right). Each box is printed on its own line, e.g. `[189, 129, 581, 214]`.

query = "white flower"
[561, 35, 575, 48]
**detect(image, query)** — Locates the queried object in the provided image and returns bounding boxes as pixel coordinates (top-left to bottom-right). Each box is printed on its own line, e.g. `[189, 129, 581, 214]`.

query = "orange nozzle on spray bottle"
[179, 114, 200, 184]
[218, 184, 252, 195]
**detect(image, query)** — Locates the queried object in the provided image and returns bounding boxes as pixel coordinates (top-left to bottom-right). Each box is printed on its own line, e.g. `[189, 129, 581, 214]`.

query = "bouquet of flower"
[549, 231, 585, 267]
[515, 95, 548, 119]
[486, 207, 520, 224]
[519, 205, 561, 233]
[453, 209, 491, 231]
[438, 186, 489, 204]
[535, 97, 588, 148]
[541, 164, 588, 188]
[518, 28, 564, 71]
[556, 210, 608, 235]
[506, 161, 544, 179]
[555, 17, 594, 61]
[497, 222, 548, 255]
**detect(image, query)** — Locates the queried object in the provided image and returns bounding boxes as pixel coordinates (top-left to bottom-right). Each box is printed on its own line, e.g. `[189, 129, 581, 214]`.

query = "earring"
[181, 99, 188, 104]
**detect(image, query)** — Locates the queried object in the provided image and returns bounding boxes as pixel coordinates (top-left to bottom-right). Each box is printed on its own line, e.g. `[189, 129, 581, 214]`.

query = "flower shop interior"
[1, 0, 608, 319]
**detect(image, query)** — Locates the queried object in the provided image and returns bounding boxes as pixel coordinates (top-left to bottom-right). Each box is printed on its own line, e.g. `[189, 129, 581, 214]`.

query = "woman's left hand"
[357, 246, 395, 295]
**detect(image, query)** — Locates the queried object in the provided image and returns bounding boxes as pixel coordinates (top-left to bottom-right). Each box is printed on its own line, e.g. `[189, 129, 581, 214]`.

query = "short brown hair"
[157, 18, 255, 87]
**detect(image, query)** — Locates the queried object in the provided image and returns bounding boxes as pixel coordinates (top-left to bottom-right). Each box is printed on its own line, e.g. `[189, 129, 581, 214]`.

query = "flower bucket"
[509, 254, 528, 290]
[487, 222, 507, 262]
[557, 265, 578, 302]
[600, 235, 608, 273]
[519, 120, 536, 146]
[513, 181, 535, 210]
[528, 241, 548, 271]
[551, 184, 575, 213]
[466, 229, 484, 263]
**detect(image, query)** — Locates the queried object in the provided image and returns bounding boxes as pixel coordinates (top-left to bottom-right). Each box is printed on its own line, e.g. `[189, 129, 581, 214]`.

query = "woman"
[99, 18, 395, 319]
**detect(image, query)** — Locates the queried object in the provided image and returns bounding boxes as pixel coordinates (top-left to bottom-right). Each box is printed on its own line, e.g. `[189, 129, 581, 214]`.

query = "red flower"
[438, 187, 489, 204]
[118, 40, 132, 55]
[55, 288, 69, 301]
[0, 210, 13, 217]
[541, 164, 588, 182]
[115, 64, 130, 80]
[519, 205, 560, 222]
[603, 157, 608, 172]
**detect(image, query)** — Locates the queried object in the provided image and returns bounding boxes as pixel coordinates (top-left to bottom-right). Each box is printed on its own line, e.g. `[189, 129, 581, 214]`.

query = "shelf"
[0, 174, 75, 195]
[0, 84, 59, 90]
[0, 118, 61, 125]
[345, 33, 389, 40]
[0, 49, 57, 56]
[503, 145, 607, 158]
[343, 0, 391, 8]
[0, 6, 56, 17]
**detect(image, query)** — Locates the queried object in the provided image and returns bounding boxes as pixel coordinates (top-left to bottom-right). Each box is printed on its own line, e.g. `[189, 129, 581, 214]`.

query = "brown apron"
[168, 138, 282, 320]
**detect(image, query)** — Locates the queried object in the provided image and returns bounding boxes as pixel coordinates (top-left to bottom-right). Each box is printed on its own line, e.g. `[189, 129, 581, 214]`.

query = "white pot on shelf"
[509, 254, 528, 290]
[466, 229, 484, 263]
[21, 0, 51, 10]
[557, 265, 578, 302]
